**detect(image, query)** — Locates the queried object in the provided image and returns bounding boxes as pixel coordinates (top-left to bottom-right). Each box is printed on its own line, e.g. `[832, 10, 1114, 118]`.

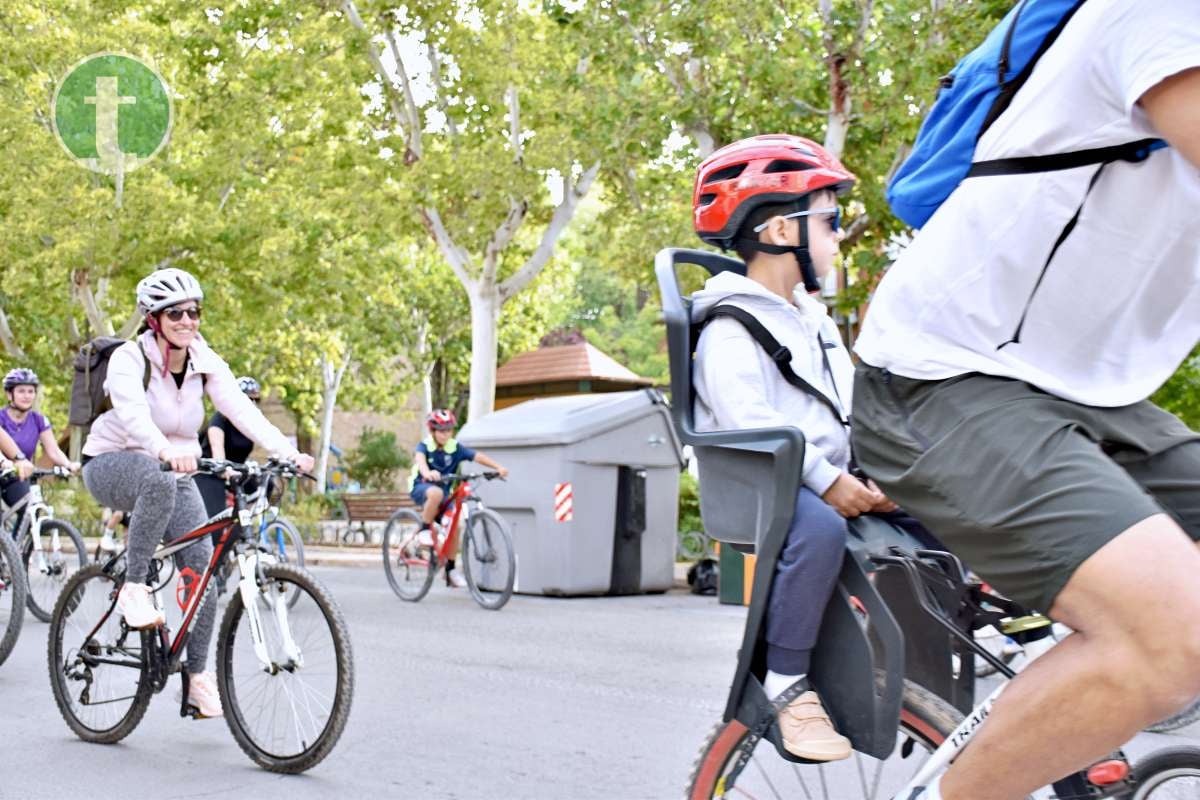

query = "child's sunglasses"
[753, 207, 841, 234]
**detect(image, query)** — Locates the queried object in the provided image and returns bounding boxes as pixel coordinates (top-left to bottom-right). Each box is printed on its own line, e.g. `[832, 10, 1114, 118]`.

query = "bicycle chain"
[717, 679, 811, 796]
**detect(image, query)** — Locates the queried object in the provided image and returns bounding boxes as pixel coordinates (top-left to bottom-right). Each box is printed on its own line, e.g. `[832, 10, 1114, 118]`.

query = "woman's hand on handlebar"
[292, 453, 315, 473]
[160, 449, 198, 474]
[14, 459, 34, 480]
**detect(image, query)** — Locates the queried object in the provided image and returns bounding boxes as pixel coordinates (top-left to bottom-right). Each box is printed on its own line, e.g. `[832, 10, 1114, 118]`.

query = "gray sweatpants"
[82, 451, 215, 674]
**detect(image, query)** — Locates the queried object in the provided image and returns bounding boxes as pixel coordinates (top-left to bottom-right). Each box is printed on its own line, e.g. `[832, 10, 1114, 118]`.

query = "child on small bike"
[409, 409, 508, 588]
[689, 135, 896, 762]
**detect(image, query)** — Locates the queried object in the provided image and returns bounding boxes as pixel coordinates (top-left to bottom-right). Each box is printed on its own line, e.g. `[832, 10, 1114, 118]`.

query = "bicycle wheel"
[381, 508, 435, 602]
[0, 531, 26, 667]
[1146, 697, 1200, 734]
[687, 681, 961, 800]
[263, 517, 305, 609]
[1131, 746, 1200, 798]
[48, 564, 153, 743]
[22, 519, 88, 622]
[462, 508, 515, 611]
[217, 562, 354, 774]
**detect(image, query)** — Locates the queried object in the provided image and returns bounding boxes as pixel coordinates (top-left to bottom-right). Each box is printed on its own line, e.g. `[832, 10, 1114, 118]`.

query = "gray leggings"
[82, 451, 215, 674]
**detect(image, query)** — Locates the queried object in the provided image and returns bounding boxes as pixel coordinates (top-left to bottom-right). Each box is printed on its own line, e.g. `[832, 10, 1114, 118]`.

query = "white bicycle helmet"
[136, 268, 204, 316]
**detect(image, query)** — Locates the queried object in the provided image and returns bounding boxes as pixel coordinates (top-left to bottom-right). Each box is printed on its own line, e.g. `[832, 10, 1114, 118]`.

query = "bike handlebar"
[160, 457, 315, 484]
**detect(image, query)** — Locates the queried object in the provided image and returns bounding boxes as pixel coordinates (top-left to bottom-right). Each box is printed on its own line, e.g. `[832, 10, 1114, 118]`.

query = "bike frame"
[889, 553, 1133, 799]
[88, 468, 301, 696]
[1, 470, 67, 574]
[429, 479, 477, 562]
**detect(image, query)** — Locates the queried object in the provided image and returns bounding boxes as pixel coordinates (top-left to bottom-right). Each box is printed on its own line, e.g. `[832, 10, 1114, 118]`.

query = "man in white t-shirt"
[850, 2, 1200, 799]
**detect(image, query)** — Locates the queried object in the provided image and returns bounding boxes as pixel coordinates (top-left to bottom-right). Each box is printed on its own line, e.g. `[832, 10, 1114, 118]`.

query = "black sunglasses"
[163, 306, 202, 322]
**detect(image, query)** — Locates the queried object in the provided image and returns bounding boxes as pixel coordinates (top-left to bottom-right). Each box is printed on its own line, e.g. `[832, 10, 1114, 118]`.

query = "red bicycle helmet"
[426, 409, 457, 431]
[693, 134, 856, 250]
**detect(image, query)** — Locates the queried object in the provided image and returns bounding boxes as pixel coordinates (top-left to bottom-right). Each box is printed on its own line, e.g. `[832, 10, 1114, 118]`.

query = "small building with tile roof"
[495, 340, 653, 410]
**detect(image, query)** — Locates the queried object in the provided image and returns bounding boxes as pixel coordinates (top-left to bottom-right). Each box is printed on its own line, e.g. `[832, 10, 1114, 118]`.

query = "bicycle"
[657, 247, 1200, 800]
[1, 466, 87, 622]
[0, 514, 26, 667]
[48, 458, 354, 774]
[381, 471, 515, 611]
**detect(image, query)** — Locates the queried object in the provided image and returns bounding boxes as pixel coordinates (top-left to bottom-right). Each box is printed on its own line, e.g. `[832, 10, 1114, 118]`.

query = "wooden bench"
[339, 492, 416, 544]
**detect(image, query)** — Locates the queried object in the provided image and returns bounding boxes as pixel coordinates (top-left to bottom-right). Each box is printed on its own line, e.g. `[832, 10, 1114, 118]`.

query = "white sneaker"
[417, 528, 435, 547]
[99, 531, 117, 553]
[181, 671, 224, 718]
[445, 568, 467, 588]
[117, 582, 165, 629]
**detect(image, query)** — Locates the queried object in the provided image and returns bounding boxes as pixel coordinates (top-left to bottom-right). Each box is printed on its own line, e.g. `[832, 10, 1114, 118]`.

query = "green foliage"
[344, 426, 411, 491]
[1153, 347, 1200, 432]
[678, 470, 702, 536]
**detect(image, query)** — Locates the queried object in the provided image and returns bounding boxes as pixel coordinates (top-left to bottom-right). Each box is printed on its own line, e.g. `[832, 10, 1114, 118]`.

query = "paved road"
[1, 566, 745, 799]
[3, 565, 1197, 799]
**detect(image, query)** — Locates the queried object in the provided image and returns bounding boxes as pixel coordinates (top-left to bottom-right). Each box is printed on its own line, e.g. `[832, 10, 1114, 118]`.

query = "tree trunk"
[416, 323, 433, 414]
[315, 352, 351, 495]
[465, 285, 500, 422]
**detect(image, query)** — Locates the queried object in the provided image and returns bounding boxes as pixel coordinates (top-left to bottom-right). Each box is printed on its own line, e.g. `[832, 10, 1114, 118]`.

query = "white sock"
[764, 669, 806, 700]
[920, 774, 944, 800]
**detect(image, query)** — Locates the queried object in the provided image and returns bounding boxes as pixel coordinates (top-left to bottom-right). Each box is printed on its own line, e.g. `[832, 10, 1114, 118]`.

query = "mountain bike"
[1, 466, 87, 622]
[48, 458, 354, 774]
[381, 471, 515, 610]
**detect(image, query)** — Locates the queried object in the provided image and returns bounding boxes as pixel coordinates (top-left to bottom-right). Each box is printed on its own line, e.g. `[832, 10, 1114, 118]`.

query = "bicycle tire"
[1145, 696, 1200, 734]
[22, 519, 88, 622]
[462, 508, 515, 611]
[1130, 746, 1200, 798]
[687, 681, 962, 800]
[381, 508, 435, 602]
[217, 562, 354, 774]
[0, 531, 26, 667]
[47, 564, 153, 743]
[264, 516, 305, 609]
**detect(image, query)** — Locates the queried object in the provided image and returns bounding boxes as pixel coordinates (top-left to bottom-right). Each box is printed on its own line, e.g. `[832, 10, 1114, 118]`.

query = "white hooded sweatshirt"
[691, 271, 854, 496]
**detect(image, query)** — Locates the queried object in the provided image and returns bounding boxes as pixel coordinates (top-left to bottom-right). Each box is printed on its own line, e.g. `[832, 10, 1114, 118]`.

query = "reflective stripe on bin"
[554, 482, 574, 522]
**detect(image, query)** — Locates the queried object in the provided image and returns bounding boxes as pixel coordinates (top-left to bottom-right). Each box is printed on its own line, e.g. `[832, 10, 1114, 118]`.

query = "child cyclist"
[409, 409, 508, 588]
[690, 134, 898, 762]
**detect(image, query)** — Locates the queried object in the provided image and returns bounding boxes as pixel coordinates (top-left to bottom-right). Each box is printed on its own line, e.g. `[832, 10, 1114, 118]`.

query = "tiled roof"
[496, 343, 652, 388]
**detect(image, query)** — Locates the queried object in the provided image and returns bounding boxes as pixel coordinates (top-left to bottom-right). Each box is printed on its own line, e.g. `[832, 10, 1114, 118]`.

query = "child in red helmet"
[690, 134, 897, 762]
[409, 409, 508, 587]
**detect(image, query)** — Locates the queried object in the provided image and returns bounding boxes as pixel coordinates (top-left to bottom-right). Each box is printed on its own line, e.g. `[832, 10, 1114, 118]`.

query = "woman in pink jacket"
[81, 268, 315, 719]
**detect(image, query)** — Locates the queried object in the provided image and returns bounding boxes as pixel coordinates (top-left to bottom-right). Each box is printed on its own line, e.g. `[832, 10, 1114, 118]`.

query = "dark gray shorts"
[851, 364, 1200, 614]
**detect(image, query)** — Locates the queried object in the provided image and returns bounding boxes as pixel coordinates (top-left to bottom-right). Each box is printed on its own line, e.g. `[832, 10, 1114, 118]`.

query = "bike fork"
[236, 552, 302, 673]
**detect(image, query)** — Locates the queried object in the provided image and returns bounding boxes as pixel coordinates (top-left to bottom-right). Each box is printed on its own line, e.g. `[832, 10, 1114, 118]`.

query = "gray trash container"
[459, 389, 684, 597]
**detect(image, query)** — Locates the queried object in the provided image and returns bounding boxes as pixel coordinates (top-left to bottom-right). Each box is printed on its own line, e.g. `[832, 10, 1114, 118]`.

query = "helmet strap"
[733, 196, 822, 293]
[146, 314, 182, 377]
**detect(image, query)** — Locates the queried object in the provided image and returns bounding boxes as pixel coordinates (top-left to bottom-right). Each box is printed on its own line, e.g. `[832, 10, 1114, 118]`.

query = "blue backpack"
[887, 0, 1166, 229]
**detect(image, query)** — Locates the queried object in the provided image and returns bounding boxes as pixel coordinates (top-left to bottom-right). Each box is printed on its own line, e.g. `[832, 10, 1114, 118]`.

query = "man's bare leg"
[940, 515, 1200, 800]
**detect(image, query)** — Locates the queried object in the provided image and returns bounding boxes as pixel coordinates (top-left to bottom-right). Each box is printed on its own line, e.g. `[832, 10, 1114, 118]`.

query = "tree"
[338, 0, 636, 420]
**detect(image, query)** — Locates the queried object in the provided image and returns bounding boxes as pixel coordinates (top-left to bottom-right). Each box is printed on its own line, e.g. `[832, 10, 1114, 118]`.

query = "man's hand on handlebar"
[822, 471, 884, 518]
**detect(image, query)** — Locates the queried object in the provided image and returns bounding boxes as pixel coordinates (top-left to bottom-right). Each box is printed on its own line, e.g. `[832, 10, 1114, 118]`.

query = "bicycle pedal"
[180, 702, 203, 720]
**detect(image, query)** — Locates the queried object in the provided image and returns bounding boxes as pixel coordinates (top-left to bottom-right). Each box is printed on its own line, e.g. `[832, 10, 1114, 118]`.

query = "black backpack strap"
[700, 304, 849, 427]
[967, 138, 1164, 178]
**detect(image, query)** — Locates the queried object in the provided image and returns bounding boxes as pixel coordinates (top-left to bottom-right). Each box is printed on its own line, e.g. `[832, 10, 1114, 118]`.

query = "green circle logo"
[51, 53, 173, 175]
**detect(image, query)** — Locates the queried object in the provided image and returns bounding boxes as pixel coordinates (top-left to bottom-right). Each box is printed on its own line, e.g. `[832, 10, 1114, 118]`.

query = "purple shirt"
[0, 408, 51, 460]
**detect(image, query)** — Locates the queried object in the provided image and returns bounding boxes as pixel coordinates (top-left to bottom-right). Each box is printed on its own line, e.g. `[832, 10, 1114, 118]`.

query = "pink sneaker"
[184, 671, 224, 718]
[117, 583, 165, 630]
